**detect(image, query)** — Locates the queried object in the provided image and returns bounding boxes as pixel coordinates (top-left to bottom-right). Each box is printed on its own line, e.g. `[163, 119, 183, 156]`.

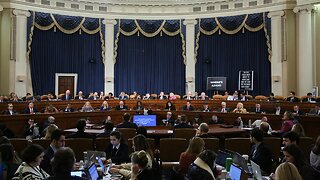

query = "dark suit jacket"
[217, 108, 230, 113]
[309, 108, 320, 115]
[182, 105, 195, 111]
[158, 95, 167, 100]
[74, 95, 86, 100]
[63, 108, 75, 112]
[136, 168, 154, 180]
[41, 146, 55, 175]
[66, 131, 93, 139]
[105, 143, 130, 164]
[302, 97, 316, 102]
[3, 110, 17, 115]
[174, 123, 193, 129]
[249, 142, 273, 174]
[61, 95, 73, 101]
[286, 96, 300, 102]
[114, 105, 128, 111]
[116, 122, 138, 129]
[24, 107, 38, 114]
[293, 110, 305, 116]
[250, 108, 265, 114]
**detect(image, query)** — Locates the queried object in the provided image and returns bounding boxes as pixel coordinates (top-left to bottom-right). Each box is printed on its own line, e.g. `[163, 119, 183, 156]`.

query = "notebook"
[250, 160, 269, 180]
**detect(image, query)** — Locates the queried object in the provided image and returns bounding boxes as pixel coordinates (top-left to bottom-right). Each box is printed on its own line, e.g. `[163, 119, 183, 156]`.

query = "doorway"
[55, 73, 78, 97]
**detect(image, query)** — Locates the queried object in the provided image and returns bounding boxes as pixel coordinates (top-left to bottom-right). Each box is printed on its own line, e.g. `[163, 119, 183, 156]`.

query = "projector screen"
[133, 115, 157, 126]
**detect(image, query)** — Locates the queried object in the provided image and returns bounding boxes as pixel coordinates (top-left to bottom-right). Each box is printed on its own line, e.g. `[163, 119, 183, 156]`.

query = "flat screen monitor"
[229, 164, 241, 180]
[133, 115, 157, 126]
[88, 163, 99, 180]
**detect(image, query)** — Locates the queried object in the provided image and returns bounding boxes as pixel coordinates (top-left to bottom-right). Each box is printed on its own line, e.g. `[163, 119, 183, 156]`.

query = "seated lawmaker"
[81, 101, 94, 112]
[182, 101, 195, 111]
[118, 92, 129, 100]
[208, 115, 224, 125]
[61, 90, 73, 101]
[164, 101, 176, 111]
[3, 103, 17, 115]
[24, 102, 38, 114]
[115, 100, 128, 110]
[158, 91, 167, 100]
[196, 123, 210, 138]
[134, 101, 144, 111]
[100, 101, 111, 111]
[174, 114, 193, 129]
[302, 92, 316, 102]
[217, 102, 230, 113]
[105, 131, 130, 164]
[309, 103, 320, 115]
[162, 111, 174, 126]
[249, 128, 273, 174]
[232, 102, 248, 113]
[63, 103, 74, 112]
[286, 91, 300, 102]
[183, 92, 194, 100]
[116, 113, 138, 129]
[66, 119, 93, 139]
[74, 91, 85, 100]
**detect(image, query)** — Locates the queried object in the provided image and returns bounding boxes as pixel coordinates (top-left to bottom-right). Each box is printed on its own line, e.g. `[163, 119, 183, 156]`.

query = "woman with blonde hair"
[291, 123, 305, 137]
[43, 124, 58, 140]
[178, 137, 205, 176]
[275, 162, 302, 180]
[232, 102, 248, 113]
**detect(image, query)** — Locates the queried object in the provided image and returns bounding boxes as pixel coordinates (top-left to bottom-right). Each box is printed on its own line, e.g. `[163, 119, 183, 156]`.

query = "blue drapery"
[29, 28, 104, 95]
[196, 29, 271, 96]
[115, 33, 185, 95]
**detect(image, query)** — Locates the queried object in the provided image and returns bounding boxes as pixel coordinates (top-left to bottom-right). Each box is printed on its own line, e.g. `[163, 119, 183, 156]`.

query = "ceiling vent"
[220, 4, 229, 10]
[71, 4, 79, 9]
[85, 5, 94, 11]
[235, 3, 243, 8]
[41, 0, 50, 5]
[56, 2, 65, 7]
[193, 7, 201, 12]
[207, 6, 215, 11]
[249, 1, 258, 6]
[99, 7, 107, 12]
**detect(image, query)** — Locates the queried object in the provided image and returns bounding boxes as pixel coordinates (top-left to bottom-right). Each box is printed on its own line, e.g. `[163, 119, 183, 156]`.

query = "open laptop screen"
[216, 150, 232, 167]
[88, 163, 99, 180]
[133, 115, 157, 126]
[229, 164, 242, 180]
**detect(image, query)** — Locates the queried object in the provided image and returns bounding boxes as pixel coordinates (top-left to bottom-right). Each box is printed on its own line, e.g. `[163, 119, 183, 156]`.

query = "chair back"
[264, 137, 282, 161]
[117, 128, 137, 142]
[128, 138, 156, 154]
[65, 138, 93, 161]
[202, 138, 220, 152]
[160, 138, 187, 162]
[255, 95, 267, 101]
[224, 138, 251, 155]
[10, 138, 30, 156]
[32, 139, 51, 149]
[95, 137, 110, 151]
[174, 129, 196, 141]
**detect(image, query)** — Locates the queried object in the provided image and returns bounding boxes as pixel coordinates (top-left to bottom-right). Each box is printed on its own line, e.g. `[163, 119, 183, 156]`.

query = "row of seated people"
[1, 122, 319, 180]
[1, 90, 320, 103]
[2, 99, 320, 117]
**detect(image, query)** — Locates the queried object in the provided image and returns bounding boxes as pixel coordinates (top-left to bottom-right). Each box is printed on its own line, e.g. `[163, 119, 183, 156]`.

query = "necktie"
[222, 109, 225, 113]
[111, 147, 117, 157]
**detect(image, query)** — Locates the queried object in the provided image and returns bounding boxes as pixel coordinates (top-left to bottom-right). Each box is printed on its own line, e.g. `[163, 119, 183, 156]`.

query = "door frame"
[55, 73, 78, 97]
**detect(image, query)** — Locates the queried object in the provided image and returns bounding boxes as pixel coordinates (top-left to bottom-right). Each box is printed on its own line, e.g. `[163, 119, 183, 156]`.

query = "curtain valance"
[34, 12, 101, 34]
[118, 19, 181, 37]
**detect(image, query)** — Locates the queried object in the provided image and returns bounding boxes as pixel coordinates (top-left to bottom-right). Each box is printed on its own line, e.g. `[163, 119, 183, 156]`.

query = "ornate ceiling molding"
[0, 0, 316, 19]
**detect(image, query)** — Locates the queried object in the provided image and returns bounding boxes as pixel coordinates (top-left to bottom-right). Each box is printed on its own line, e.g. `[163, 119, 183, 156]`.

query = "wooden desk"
[0, 111, 319, 139]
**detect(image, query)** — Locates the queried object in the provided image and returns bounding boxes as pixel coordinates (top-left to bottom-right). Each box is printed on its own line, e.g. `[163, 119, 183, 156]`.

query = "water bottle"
[248, 119, 252, 128]
[239, 120, 243, 129]
[79, 160, 84, 170]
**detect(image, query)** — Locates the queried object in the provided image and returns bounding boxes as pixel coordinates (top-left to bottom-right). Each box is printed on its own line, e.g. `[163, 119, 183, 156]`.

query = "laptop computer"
[88, 163, 99, 180]
[232, 152, 251, 174]
[96, 156, 107, 175]
[216, 150, 232, 167]
[84, 151, 106, 163]
[229, 164, 242, 180]
[250, 160, 269, 180]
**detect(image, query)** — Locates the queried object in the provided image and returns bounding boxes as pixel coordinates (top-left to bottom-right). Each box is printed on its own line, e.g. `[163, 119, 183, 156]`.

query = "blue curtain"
[196, 29, 271, 96]
[115, 33, 185, 95]
[29, 28, 104, 95]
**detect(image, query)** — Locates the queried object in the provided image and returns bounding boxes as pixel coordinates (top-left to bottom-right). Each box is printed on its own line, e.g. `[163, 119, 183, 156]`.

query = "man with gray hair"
[42, 116, 56, 135]
[196, 123, 210, 138]
[218, 102, 229, 113]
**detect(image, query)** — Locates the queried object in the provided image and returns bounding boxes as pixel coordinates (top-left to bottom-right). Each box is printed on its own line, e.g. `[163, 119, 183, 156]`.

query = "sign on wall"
[238, 71, 254, 91]
[207, 77, 227, 91]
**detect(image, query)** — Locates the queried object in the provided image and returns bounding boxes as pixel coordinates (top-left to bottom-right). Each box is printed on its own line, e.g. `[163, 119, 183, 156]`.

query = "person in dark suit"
[182, 101, 194, 111]
[183, 92, 194, 100]
[134, 101, 144, 111]
[63, 103, 75, 112]
[3, 103, 17, 115]
[286, 91, 300, 102]
[60, 90, 73, 101]
[40, 129, 66, 175]
[66, 119, 93, 139]
[164, 101, 176, 111]
[202, 104, 211, 112]
[309, 103, 320, 115]
[174, 114, 193, 129]
[116, 113, 138, 129]
[273, 105, 283, 115]
[162, 111, 174, 126]
[24, 102, 38, 114]
[130, 150, 154, 180]
[97, 121, 114, 138]
[196, 123, 210, 138]
[105, 131, 130, 164]
[74, 91, 86, 100]
[250, 103, 265, 114]
[292, 105, 305, 116]
[302, 92, 316, 102]
[249, 128, 273, 175]
[158, 92, 167, 100]
[208, 115, 224, 124]
[115, 101, 128, 110]
[217, 102, 230, 113]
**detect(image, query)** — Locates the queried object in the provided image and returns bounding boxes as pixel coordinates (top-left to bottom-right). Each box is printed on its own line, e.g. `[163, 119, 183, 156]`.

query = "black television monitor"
[133, 115, 157, 126]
